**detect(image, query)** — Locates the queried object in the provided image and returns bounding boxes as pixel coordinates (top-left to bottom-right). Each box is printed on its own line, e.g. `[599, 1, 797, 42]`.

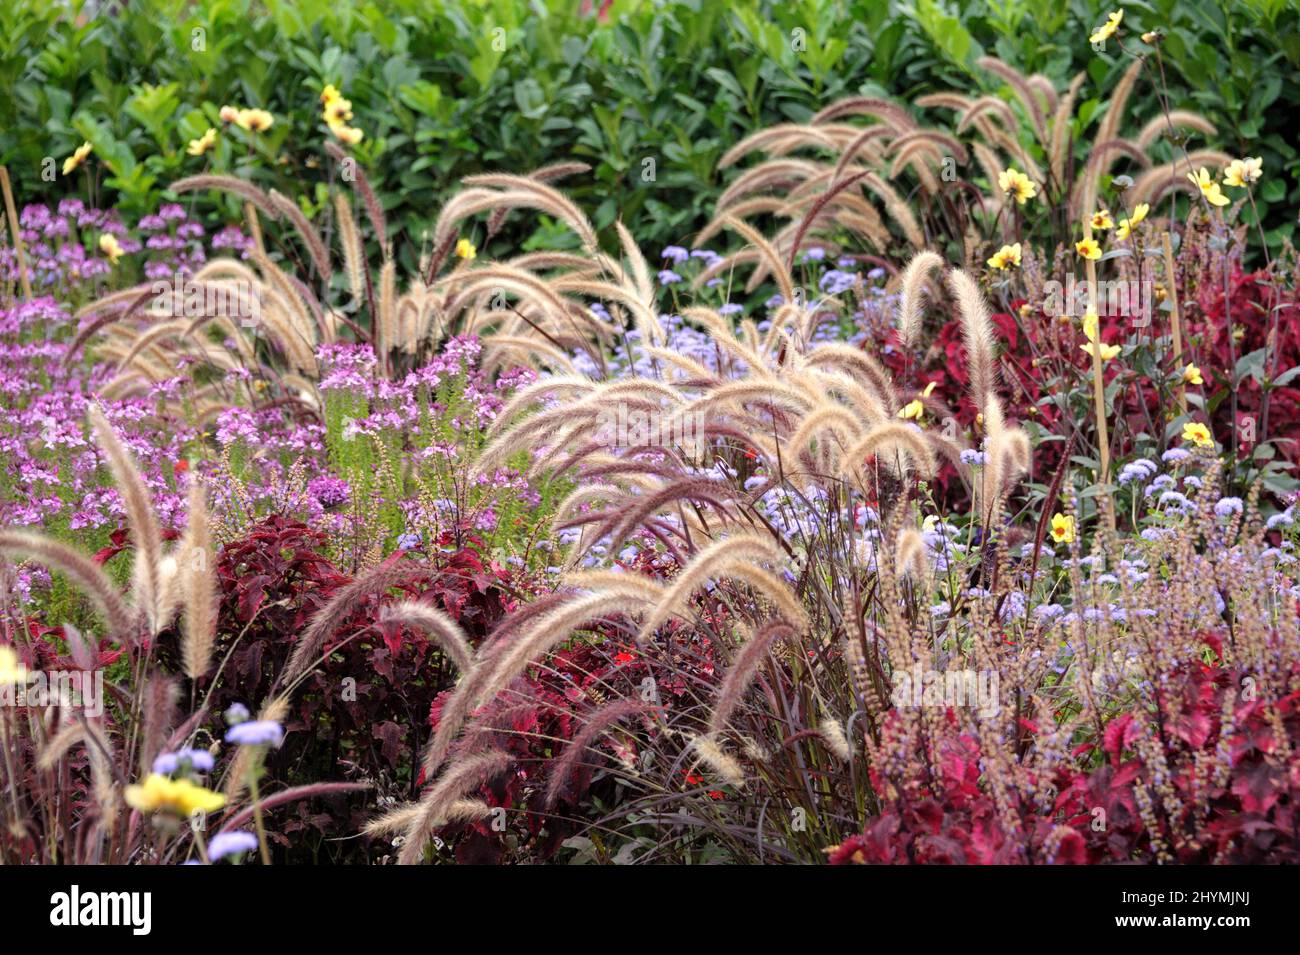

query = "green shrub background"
[2, 0, 1297, 258]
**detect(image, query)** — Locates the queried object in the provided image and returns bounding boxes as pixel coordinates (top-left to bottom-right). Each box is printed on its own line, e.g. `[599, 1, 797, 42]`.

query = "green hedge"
[3, 0, 1297, 259]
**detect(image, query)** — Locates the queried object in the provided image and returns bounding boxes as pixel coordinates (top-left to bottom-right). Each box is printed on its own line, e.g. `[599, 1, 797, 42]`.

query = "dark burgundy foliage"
[829, 655, 1300, 864]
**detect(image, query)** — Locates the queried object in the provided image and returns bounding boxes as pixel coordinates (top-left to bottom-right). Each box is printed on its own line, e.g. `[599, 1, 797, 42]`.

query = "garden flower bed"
[0, 1, 1297, 872]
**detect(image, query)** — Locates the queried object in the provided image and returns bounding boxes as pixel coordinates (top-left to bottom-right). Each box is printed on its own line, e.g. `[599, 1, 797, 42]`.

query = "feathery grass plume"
[803, 343, 897, 407]
[1129, 150, 1234, 207]
[171, 174, 281, 219]
[637, 533, 785, 643]
[1048, 72, 1088, 187]
[897, 250, 945, 349]
[269, 189, 332, 283]
[952, 95, 1020, 135]
[597, 478, 743, 557]
[179, 480, 217, 681]
[87, 404, 166, 635]
[818, 717, 852, 761]
[377, 257, 396, 360]
[893, 527, 930, 582]
[334, 190, 364, 303]
[977, 57, 1048, 142]
[707, 620, 797, 736]
[1136, 111, 1217, 151]
[325, 141, 388, 257]
[787, 404, 863, 477]
[719, 215, 795, 306]
[394, 750, 511, 864]
[564, 570, 669, 606]
[282, 561, 427, 684]
[1072, 58, 1144, 219]
[476, 592, 642, 710]
[690, 734, 746, 788]
[544, 699, 653, 808]
[944, 268, 998, 414]
[363, 798, 489, 839]
[137, 675, 180, 776]
[459, 172, 598, 252]
[0, 530, 135, 638]
[613, 219, 655, 325]
[39, 720, 119, 830]
[842, 422, 939, 482]
[378, 601, 475, 675]
[712, 559, 810, 633]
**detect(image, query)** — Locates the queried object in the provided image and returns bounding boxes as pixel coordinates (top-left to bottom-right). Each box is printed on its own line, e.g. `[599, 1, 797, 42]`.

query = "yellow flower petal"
[0, 645, 27, 685]
[1050, 513, 1076, 544]
[1182, 422, 1213, 448]
[1075, 238, 1102, 260]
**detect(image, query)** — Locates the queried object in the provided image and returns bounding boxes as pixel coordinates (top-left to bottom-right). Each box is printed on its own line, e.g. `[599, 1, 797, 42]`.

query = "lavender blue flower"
[225, 720, 283, 747]
[152, 748, 215, 775]
[1214, 496, 1244, 518]
[207, 830, 260, 861]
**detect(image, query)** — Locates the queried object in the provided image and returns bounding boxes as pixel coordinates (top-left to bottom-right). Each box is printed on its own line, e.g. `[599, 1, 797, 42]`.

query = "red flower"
[173, 459, 189, 477]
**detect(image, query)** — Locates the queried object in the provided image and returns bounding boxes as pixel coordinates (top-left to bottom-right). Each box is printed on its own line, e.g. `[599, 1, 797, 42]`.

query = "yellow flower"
[1182, 421, 1213, 448]
[1082, 310, 1100, 341]
[455, 238, 477, 260]
[898, 399, 924, 421]
[0, 645, 27, 685]
[235, 108, 274, 133]
[1090, 9, 1123, 45]
[1181, 363, 1203, 386]
[987, 242, 1022, 270]
[186, 127, 217, 157]
[323, 97, 353, 126]
[62, 141, 93, 176]
[1223, 157, 1263, 188]
[98, 233, 124, 265]
[1090, 209, 1114, 231]
[997, 167, 1037, 205]
[1115, 202, 1149, 240]
[329, 122, 364, 145]
[1187, 167, 1230, 207]
[321, 83, 342, 106]
[1081, 339, 1121, 362]
[1050, 513, 1076, 544]
[124, 773, 226, 817]
[896, 383, 936, 422]
[219, 105, 241, 124]
[1075, 237, 1102, 260]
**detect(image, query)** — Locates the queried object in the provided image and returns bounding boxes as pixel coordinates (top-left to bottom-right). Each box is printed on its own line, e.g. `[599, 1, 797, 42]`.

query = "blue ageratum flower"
[1161, 447, 1191, 464]
[152, 748, 215, 775]
[660, 245, 689, 264]
[1214, 496, 1244, 518]
[225, 720, 284, 747]
[657, 269, 683, 285]
[208, 830, 259, 862]
[960, 448, 988, 466]
[818, 269, 858, 295]
[1266, 509, 1294, 530]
